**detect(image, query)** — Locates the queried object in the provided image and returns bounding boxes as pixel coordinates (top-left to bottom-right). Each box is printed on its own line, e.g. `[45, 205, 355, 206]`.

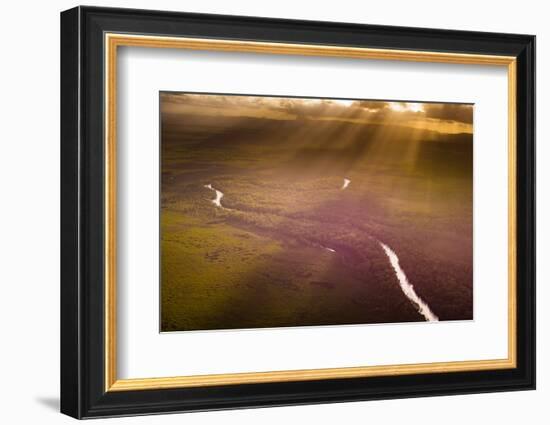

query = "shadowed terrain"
[160, 93, 473, 332]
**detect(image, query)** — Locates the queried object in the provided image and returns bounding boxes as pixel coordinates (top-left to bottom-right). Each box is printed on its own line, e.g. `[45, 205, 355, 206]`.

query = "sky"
[161, 92, 473, 135]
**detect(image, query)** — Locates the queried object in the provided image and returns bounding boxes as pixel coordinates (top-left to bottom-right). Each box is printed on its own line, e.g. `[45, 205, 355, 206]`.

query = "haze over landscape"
[160, 92, 473, 332]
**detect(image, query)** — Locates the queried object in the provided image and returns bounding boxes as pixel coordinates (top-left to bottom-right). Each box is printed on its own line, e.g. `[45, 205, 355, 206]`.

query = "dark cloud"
[422, 103, 473, 124]
[352, 100, 390, 111]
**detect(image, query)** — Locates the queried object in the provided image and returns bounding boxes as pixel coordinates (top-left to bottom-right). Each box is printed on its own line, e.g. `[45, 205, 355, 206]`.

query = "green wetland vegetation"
[160, 93, 473, 332]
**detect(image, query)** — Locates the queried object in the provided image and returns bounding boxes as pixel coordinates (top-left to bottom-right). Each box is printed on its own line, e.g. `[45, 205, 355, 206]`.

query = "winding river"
[204, 184, 225, 208]
[203, 179, 438, 322]
[342, 178, 351, 190]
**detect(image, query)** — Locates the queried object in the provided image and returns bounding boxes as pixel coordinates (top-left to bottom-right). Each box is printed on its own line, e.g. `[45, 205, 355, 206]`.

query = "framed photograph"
[60, 6, 535, 419]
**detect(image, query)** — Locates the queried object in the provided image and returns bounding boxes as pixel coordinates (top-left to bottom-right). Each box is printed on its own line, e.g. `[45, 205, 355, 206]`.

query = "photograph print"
[160, 92, 473, 332]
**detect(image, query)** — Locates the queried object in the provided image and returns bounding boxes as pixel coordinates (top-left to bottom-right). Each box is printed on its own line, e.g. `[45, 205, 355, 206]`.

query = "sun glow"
[389, 102, 424, 113]
[330, 99, 355, 107]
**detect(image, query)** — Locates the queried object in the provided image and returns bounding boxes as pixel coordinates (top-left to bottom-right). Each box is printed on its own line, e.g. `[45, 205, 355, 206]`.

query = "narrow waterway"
[342, 178, 351, 190]
[204, 184, 225, 208]
[379, 242, 439, 322]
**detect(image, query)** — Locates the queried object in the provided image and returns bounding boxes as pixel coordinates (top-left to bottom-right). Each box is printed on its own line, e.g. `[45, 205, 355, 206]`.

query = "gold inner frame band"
[104, 33, 517, 392]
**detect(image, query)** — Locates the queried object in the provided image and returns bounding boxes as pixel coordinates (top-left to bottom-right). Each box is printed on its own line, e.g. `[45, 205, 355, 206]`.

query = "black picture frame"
[61, 5, 535, 419]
